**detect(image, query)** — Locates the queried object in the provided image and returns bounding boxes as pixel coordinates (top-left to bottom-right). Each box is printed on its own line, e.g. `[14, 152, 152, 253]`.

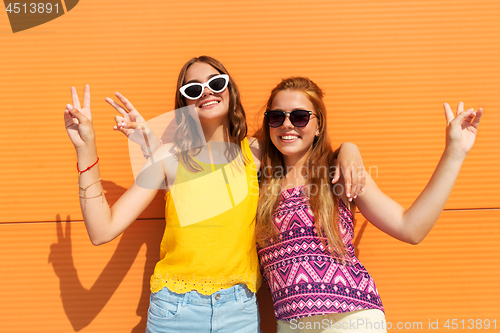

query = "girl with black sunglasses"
[256, 77, 482, 333]
[64, 56, 366, 332]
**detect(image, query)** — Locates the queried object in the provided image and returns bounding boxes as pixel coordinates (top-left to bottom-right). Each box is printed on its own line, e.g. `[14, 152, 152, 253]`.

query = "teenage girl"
[64, 56, 364, 332]
[255, 77, 482, 333]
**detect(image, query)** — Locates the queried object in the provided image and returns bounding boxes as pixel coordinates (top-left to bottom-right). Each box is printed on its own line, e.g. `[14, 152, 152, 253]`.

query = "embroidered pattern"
[258, 186, 384, 321]
[150, 272, 260, 296]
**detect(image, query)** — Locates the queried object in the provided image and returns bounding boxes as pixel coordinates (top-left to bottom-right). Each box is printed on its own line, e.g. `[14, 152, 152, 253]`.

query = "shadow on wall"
[46, 180, 366, 332]
[48, 180, 164, 332]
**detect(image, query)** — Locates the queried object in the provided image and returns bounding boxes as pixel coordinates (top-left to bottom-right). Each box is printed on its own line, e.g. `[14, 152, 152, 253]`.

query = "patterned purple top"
[257, 186, 384, 321]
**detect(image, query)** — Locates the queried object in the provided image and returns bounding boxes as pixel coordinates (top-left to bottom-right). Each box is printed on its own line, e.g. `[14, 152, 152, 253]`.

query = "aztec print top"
[257, 186, 384, 321]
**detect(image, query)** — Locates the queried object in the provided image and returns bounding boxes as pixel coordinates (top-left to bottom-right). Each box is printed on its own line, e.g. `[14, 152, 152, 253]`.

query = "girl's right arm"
[64, 85, 163, 245]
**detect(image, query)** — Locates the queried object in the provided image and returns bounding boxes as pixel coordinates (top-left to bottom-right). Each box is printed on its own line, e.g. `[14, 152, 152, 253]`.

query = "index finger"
[83, 84, 91, 109]
[106, 97, 128, 116]
[115, 92, 136, 112]
[71, 86, 81, 110]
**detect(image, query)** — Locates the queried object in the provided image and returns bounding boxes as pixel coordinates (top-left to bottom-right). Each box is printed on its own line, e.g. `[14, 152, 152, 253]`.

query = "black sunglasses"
[265, 110, 314, 128]
[179, 74, 229, 100]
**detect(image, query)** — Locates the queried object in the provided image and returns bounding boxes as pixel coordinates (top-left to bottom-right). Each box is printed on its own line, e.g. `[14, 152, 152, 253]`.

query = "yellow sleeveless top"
[150, 139, 261, 295]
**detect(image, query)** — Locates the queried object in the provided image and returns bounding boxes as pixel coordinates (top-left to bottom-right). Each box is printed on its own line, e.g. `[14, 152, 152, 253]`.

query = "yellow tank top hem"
[150, 272, 260, 295]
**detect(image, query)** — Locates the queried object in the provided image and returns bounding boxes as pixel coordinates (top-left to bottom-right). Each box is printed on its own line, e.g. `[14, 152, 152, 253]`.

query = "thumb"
[451, 108, 476, 126]
[68, 105, 89, 124]
[125, 121, 142, 130]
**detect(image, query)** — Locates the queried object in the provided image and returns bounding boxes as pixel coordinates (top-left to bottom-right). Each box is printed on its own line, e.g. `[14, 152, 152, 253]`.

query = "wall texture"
[1, 1, 499, 332]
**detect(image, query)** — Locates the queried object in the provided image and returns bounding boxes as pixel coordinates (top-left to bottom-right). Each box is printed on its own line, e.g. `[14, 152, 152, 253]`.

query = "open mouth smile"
[199, 100, 220, 108]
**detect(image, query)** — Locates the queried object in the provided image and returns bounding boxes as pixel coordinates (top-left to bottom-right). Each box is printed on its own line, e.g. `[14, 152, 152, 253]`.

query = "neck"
[201, 119, 229, 143]
[283, 153, 311, 188]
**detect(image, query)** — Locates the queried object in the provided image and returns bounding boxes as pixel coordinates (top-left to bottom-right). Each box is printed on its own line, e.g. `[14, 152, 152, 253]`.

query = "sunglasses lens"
[208, 77, 227, 92]
[183, 85, 203, 99]
[266, 111, 286, 127]
[290, 111, 310, 127]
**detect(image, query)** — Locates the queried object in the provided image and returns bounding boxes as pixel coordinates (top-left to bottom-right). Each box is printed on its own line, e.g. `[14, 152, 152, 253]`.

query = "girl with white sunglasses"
[256, 77, 482, 333]
[64, 56, 365, 332]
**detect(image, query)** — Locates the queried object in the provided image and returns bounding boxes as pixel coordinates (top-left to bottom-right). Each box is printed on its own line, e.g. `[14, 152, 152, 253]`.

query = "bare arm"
[354, 103, 482, 244]
[332, 142, 366, 201]
[64, 86, 165, 245]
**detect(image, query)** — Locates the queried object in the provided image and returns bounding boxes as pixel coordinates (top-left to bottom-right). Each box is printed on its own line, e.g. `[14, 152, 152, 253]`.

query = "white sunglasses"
[179, 74, 229, 100]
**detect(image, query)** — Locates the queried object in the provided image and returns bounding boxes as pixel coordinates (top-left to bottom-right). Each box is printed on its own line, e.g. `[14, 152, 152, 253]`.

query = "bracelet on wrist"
[77, 157, 99, 174]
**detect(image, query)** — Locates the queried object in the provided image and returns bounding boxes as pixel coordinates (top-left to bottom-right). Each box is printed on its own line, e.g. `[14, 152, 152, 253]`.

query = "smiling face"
[183, 61, 230, 125]
[269, 90, 319, 167]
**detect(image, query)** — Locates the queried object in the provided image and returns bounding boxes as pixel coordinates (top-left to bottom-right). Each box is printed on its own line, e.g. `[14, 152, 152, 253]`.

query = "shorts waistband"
[154, 284, 254, 306]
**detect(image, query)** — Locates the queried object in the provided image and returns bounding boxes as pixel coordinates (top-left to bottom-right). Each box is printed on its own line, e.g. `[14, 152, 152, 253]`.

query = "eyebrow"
[185, 73, 220, 85]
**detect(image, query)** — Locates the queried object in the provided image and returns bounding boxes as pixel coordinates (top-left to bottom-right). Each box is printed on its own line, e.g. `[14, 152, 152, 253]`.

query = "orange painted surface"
[0, 1, 499, 332]
[355, 210, 500, 330]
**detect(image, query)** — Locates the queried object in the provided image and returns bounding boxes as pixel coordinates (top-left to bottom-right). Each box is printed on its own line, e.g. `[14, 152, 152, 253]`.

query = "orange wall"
[1, 1, 499, 332]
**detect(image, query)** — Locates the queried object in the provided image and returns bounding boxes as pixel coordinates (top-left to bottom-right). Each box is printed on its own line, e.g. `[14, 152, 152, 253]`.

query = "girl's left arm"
[354, 102, 482, 244]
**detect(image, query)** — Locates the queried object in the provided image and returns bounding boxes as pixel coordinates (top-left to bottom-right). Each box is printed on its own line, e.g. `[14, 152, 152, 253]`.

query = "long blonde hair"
[255, 77, 349, 260]
[173, 56, 247, 172]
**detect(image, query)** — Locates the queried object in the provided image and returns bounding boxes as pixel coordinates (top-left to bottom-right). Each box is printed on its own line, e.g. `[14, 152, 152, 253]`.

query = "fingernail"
[347, 192, 350, 197]
[66, 104, 73, 110]
[354, 195, 357, 199]
[349, 198, 352, 202]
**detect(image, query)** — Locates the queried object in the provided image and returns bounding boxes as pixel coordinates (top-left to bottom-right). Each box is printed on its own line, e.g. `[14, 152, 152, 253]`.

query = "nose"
[202, 86, 213, 97]
[281, 113, 294, 128]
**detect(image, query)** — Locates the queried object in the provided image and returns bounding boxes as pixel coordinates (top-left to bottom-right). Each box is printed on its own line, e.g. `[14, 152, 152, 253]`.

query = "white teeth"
[200, 100, 219, 108]
[281, 135, 298, 140]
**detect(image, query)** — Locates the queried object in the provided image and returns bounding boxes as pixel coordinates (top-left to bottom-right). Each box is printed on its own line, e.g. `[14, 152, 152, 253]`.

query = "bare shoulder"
[247, 136, 262, 169]
[156, 142, 177, 154]
[247, 136, 260, 145]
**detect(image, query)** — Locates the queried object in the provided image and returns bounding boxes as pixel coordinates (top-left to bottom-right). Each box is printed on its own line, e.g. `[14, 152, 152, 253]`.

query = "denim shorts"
[146, 284, 260, 333]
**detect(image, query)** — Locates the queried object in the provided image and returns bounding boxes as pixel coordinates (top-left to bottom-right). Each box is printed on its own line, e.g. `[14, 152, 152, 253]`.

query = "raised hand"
[106, 92, 161, 153]
[444, 102, 483, 158]
[106, 92, 146, 137]
[64, 84, 94, 151]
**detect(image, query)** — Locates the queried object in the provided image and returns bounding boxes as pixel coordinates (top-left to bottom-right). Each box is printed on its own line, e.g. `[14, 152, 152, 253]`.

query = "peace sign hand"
[64, 85, 95, 151]
[106, 92, 147, 136]
[444, 102, 483, 158]
[106, 92, 160, 151]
